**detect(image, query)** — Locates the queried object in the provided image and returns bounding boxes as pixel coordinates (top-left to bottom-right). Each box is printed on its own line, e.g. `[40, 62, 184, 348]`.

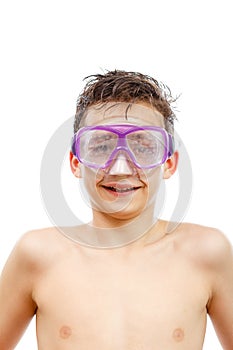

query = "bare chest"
[34, 248, 209, 349]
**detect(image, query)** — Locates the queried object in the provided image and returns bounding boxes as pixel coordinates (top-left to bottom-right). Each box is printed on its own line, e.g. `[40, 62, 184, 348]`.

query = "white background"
[0, 0, 232, 349]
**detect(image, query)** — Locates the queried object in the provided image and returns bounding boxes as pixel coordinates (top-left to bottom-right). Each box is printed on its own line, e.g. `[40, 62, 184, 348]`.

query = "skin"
[0, 102, 233, 350]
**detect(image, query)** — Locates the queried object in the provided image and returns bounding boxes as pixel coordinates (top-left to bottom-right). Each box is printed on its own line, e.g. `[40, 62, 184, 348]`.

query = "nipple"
[59, 325, 72, 339]
[172, 328, 184, 342]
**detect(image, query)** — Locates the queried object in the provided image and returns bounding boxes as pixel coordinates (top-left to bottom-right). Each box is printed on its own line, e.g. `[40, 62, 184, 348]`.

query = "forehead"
[82, 102, 165, 128]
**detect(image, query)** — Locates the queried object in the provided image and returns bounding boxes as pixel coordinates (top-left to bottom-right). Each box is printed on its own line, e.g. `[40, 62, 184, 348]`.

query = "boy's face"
[70, 102, 178, 222]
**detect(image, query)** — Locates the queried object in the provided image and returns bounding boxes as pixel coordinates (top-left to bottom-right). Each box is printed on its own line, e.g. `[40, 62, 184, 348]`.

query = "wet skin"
[0, 103, 233, 350]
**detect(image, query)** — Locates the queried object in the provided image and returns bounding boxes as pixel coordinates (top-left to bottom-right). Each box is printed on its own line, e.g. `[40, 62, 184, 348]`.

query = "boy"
[0, 70, 233, 349]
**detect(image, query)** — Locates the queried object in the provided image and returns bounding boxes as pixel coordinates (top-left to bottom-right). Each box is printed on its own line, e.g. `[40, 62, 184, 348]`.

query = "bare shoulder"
[174, 223, 233, 349]
[11, 226, 77, 272]
[172, 222, 233, 267]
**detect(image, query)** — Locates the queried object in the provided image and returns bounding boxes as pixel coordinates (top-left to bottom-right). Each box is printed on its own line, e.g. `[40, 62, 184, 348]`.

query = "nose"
[107, 152, 135, 175]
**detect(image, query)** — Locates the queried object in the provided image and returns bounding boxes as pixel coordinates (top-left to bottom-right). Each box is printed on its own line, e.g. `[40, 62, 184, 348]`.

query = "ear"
[163, 150, 179, 179]
[69, 151, 82, 178]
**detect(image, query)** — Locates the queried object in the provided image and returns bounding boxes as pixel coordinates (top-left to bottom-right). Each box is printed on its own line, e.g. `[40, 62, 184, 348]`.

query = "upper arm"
[0, 233, 38, 350]
[206, 231, 233, 350]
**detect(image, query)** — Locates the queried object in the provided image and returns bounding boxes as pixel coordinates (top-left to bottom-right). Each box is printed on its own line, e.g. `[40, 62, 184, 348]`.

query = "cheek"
[146, 167, 163, 198]
[81, 167, 106, 204]
[83, 168, 98, 191]
[78, 167, 99, 204]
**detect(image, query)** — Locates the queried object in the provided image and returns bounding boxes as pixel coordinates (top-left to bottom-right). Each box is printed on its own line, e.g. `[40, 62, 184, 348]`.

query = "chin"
[107, 210, 143, 221]
[94, 201, 147, 222]
[87, 186, 151, 221]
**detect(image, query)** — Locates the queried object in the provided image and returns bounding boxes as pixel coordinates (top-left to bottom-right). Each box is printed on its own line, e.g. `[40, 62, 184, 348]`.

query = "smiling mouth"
[101, 185, 141, 193]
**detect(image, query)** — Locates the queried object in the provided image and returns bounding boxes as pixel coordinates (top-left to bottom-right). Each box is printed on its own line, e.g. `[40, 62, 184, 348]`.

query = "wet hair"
[74, 70, 177, 134]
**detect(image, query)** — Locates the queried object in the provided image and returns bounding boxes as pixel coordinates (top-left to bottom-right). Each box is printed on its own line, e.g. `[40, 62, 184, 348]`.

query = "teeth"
[114, 187, 134, 193]
[103, 186, 138, 193]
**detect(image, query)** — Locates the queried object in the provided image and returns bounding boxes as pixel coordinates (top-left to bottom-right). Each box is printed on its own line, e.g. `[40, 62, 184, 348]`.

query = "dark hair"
[74, 70, 177, 134]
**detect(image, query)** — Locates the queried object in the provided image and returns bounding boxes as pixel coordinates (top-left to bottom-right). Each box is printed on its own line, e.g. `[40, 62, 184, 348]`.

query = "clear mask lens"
[126, 130, 165, 166]
[77, 128, 167, 168]
[79, 130, 118, 165]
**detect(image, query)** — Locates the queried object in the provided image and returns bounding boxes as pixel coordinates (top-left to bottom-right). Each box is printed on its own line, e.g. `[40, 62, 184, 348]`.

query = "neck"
[81, 205, 159, 248]
[92, 204, 156, 227]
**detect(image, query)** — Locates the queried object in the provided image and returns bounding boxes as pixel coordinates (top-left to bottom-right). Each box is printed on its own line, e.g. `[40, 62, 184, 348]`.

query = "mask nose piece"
[107, 152, 135, 176]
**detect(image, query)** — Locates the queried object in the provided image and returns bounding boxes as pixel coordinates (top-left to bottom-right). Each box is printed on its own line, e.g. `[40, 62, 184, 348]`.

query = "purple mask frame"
[71, 124, 174, 169]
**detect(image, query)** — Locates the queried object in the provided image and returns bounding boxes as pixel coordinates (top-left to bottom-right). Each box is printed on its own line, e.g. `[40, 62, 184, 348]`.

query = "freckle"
[172, 328, 184, 342]
[59, 326, 72, 339]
